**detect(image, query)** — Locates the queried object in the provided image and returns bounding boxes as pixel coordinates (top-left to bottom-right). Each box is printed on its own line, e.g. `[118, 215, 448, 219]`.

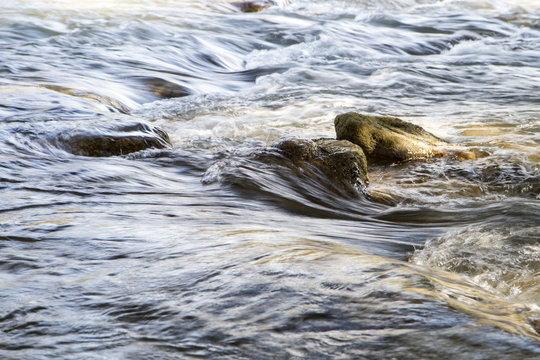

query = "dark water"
[1, 0, 539, 358]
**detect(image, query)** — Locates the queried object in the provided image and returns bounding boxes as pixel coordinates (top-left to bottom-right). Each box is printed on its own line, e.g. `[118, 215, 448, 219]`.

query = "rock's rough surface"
[202, 138, 369, 198]
[55, 122, 170, 157]
[273, 138, 369, 190]
[335, 112, 446, 164]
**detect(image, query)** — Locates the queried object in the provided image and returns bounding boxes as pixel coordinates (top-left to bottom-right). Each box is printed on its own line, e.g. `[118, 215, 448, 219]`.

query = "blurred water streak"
[0, 0, 539, 358]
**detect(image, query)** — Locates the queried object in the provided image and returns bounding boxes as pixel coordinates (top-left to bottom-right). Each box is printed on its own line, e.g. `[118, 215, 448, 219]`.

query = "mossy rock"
[273, 138, 369, 190]
[335, 112, 446, 164]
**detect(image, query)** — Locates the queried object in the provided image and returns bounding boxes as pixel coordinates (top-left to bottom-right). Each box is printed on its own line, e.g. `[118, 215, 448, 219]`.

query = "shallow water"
[1, 0, 539, 358]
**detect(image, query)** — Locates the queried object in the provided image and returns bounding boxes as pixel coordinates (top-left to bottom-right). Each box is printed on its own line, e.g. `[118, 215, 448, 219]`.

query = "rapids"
[0, 0, 539, 358]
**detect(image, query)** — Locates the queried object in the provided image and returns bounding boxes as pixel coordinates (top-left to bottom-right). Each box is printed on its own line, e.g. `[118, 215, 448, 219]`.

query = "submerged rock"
[139, 77, 191, 99]
[55, 122, 170, 157]
[335, 112, 447, 164]
[230, 0, 274, 13]
[272, 137, 369, 190]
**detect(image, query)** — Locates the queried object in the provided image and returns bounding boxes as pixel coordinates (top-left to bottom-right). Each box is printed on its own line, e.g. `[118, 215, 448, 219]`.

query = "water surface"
[1, 0, 539, 358]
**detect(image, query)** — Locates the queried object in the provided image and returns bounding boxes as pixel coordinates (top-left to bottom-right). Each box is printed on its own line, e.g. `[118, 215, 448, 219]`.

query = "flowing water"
[1, 0, 539, 358]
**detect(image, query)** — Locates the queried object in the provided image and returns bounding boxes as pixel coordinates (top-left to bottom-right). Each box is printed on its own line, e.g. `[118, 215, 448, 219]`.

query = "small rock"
[54, 122, 170, 157]
[230, 1, 274, 13]
[139, 77, 190, 99]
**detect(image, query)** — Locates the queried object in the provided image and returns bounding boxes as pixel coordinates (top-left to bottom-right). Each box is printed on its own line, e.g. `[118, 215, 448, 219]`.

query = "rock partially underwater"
[335, 112, 475, 164]
[54, 122, 170, 157]
[273, 138, 369, 191]
[203, 138, 369, 197]
[229, 0, 275, 13]
[138, 77, 191, 99]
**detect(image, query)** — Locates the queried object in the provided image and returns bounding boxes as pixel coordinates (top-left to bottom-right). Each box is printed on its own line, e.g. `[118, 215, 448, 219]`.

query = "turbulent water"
[1, 0, 539, 358]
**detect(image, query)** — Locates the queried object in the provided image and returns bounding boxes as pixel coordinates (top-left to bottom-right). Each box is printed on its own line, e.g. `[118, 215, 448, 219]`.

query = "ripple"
[412, 219, 540, 300]
[1, 0, 539, 358]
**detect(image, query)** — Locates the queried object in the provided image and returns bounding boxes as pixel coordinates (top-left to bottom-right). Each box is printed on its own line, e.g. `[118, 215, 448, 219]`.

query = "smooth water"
[1, 0, 539, 358]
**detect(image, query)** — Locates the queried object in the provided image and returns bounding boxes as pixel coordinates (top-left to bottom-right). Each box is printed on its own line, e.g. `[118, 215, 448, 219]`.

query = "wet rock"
[272, 138, 369, 190]
[335, 112, 446, 164]
[230, 0, 274, 13]
[55, 122, 170, 157]
[335, 112, 478, 164]
[203, 138, 369, 197]
[139, 77, 191, 99]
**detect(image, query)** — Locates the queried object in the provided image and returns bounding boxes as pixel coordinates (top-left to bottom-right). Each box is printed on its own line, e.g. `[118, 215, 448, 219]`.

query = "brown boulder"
[54, 122, 170, 157]
[273, 138, 369, 190]
[335, 112, 447, 164]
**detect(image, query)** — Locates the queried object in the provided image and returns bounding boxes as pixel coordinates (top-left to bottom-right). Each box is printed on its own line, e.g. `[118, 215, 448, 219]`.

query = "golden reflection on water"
[191, 236, 540, 341]
[457, 119, 540, 163]
[404, 263, 540, 340]
[460, 127, 506, 137]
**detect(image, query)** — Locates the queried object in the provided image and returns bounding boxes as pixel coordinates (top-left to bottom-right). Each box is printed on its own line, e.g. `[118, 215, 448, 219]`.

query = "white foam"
[412, 224, 540, 301]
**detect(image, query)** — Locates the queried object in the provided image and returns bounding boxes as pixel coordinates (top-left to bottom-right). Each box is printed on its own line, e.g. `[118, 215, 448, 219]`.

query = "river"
[1, 0, 539, 358]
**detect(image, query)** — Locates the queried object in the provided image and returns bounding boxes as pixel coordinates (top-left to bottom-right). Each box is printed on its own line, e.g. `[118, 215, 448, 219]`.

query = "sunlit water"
[1, 0, 539, 358]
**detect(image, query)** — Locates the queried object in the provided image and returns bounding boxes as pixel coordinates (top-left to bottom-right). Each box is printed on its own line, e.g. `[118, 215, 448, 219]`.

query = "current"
[0, 0, 539, 358]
